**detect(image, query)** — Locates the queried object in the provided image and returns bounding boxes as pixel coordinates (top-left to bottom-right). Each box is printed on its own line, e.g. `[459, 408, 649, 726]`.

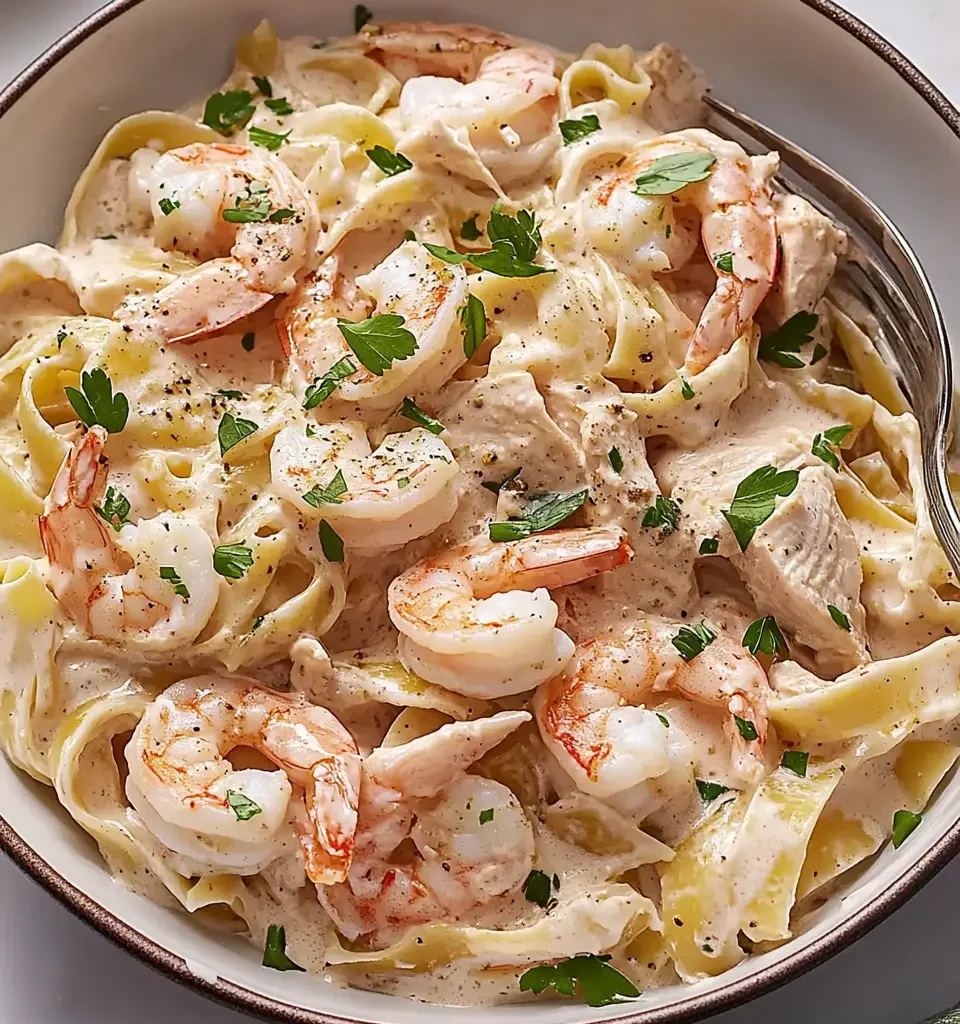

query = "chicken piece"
[735, 466, 869, 674]
[764, 195, 847, 325]
[639, 43, 707, 132]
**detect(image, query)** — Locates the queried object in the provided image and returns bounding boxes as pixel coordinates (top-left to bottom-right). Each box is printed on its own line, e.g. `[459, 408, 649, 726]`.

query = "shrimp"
[535, 618, 772, 791]
[319, 711, 534, 945]
[118, 142, 318, 342]
[125, 677, 361, 881]
[39, 426, 219, 651]
[279, 241, 468, 418]
[388, 526, 633, 697]
[586, 131, 777, 374]
[360, 21, 517, 82]
[270, 422, 459, 552]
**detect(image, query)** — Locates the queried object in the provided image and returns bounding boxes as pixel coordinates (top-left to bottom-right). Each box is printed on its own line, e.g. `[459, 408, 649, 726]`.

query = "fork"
[704, 93, 960, 577]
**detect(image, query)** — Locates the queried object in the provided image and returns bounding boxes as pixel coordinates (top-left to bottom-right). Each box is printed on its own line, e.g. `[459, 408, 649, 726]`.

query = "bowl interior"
[1, 1, 960, 1022]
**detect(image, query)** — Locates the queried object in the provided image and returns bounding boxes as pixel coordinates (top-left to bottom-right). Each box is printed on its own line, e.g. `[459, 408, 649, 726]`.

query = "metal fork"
[704, 93, 960, 576]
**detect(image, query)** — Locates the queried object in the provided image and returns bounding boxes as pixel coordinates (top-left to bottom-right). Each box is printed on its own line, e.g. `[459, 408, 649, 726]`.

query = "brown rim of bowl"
[0, 0, 959, 1021]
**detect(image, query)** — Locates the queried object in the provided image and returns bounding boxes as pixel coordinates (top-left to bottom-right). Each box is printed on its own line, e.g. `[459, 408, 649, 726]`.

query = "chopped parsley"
[249, 125, 291, 151]
[828, 604, 851, 631]
[460, 215, 482, 240]
[812, 423, 854, 472]
[213, 543, 254, 579]
[94, 486, 131, 532]
[891, 809, 922, 848]
[222, 181, 272, 223]
[366, 145, 412, 177]
[489, 489, 589, 542]
[481, 467, 522, 495]
[479, 808, 495, 825]
[425, 206, 554, 278]
[519, 955, 639, 1007]
[318, 519, 345, 562]
[159, 566, 189, 601]
[56, 329, 68, 350]
[758, 311, 819, 369]
[217, 412, 258, 457]
[302, 469, 348, 508]
[696, 779, 730, 802]
[157, 196, 180, 216]
[400, 396, 444, 434]
[226, 790, 262, 820]
[722, 465, 799, 551]
[262, 924, 305, 972]
[216, 388, 245, 401]
[252, 75, 272, 97]
[202, 89, 254, 134]
[559, 113, 601, 145]
[522, 869, 554, 908]
[303, 356, 357, 410]
[680, 376, 695, 401]
[337, 314, 417, 376]
[671, 621, 716, 662]
[608, 447, 624, 473]
[65, 368, 129, 433]
[780, 750, 809, 777]
[403, 229, 416, 241]
[264, 97, 294, 116]
[632, 152, 716, 196]
[641, 495, 680, 535]
[735, 715, 759, 742]
[698, 537, 719, 555]
[742, 615, 788, 659]
[657, 713, 670, 728]
[811, 342, 829, 364]
[460, 293, 486, 358]
[714, 250, 734, 273]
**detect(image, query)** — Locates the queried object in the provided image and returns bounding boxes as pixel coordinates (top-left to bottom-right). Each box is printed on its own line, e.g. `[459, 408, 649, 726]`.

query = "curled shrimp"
[125, 677, 361, 881]
[270, 421, 460, 552]
[279, 241, 468, 417]
[39, 426, 219, 651]
[319, 711, 533, 945]
[388, 526, 633, 697]
[534, 619, 772, 790]
[118, 142, 318, 342]
[587, 131, 777, 373]
[360, 21, 517, 82]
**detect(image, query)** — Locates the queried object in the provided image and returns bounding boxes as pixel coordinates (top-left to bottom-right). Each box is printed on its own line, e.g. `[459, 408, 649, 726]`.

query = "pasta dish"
[2, 13, 958, 1008]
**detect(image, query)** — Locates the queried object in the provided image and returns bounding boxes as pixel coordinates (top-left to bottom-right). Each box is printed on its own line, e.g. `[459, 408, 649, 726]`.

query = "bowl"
[1, 1, 959, 1022]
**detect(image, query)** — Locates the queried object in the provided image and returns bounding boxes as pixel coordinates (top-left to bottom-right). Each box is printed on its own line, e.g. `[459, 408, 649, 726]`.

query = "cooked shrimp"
[319, 711, 534, 945]
[360, 21, 517, 82]
[535, 618, 772, 790]
[279, 241, 468, 417]
[388, 526, 633, 697]
[125, 677, 361, 881]
[586, 131, 777, 373]
[270, 422, 460, 552]
[39, 426, 219, 651]
[118, 142, 318, 342]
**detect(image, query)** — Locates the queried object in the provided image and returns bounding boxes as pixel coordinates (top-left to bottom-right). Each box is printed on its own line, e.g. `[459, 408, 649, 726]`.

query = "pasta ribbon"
[560, 44, 652, 117]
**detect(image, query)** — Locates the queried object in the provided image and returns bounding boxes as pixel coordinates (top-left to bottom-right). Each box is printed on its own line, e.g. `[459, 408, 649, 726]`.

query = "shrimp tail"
[301, 757, 361, 885]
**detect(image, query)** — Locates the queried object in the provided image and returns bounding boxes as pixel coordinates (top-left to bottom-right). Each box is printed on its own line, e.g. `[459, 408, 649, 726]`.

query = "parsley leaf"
[481, 467, 521, 495]
[460, 294, 486, 358]
[252, 75, 272, 97]
[812, 423, 853, 471]
[714, 250, 734, 273]
[522, 869, 554, 908]
[828, 604, 851, 631]
[519, 954, 639, 1007]
[318, 519, 345, 562]
[811, 342, 829, 364]
[158, 196, 180, 216]
[671, 621, 716, 662]
[735, 715, 759, 741]
[226, 790, 262, 820]
[460, 215, 482, 240]
[641, 495, 680, 535]
[303, 356, 357, 410]
[471, 243, 554, 278]
[94, 486, 131, 532]
[202, 89, 255, 134]
[216, 388, 245, 401]
[891, 809, 921, 848]
[262, 924, 305, 972]
[159, 566, 189, 601]
[249, 125, 290, 151]
[426, 209, 553, 278]
[264, 97, 294, 116]
[213, 542, 254, 580]
[698, 537, 719, 555]
[303, 469, 348, 508]
[366, 145, 412, 177]
[632, 152, 716, 196]
[400, 397, 444, 434]
[479, 808, 495, 824]
[222, 182, 273, 224]
[742, 615, 788, 659]
[608, 447, 623, 473]
[559, 113, 601, 145]
[489, 489, 589, 542]
[268, 207, 295, 223]
[217, 412, 258, 457]
[423, 243, 469, 265]
[657, 712, 670, 728]
[486, 204, 541, 263]
[354, 3, 373, 31]
[680, 376, 695, 400]
[722, 465, 800, 551]
[758, 311, 819, 368]
[65, 368, 129, 433]
[337, 314, 418, 376]
[696, 779, 730, 802]
[780, 750, 809, 777]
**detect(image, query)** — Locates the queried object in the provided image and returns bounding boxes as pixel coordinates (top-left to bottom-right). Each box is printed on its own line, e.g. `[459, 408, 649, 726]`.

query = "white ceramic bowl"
[1, 2, 959, 1022]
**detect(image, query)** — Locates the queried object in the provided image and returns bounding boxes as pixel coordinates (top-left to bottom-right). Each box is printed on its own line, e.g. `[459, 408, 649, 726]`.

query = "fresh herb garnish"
[812, 423, 854, 472]
[222, 181, 272, 223]
[479, 808, 495, 825]
[366, 145, 412, 177]
[696, 779, 730, 802]
[159, 566, 189, 601]
[400, 396, 444, 434]
[891, 809, 922, 848]
[489, 489, 588, 542]
[354, 3, 373, 31]
[403, 228, 416, 241]
[262, 924, 305, 972]
[522, 869, 554, 908]
[519, 955, 639, 1007]
[742, 615, 788, 659]
[213, 543, 254, 579]
[94, 486, 131, 532]
[641, 495, 680, 535]
[780, 750, 809, 777]
[226, 790, 262, 820]
[252, 75, 272, 97]
[698, 537, 719, 555]
[264, 97, 294, 116]
[714, 251, 734, 273]
[318, 520, 345, 562]
[722, 465, 800, 551]
[608, 447, 623, 473]
[216, 388, 245, 401]
[657, 713, 670, 728]
[423, 244, 469, 265]
[735, 716, 759, 741]
[217, 413, 258, 457]
[158, 196, 180, 216]
[241, 332, 255, 351]
[302, 469, 348, 508]
[811, 342, 829, 364]
[425, 207, 554, 278]
[268, 208, 295, 223]
[486, 204, 541, 262]
[56, 329, 68, 350]
[460, 215, 482, 240]
[632, 152, 716, 196]
[827, 604, 851, 631]
[758, 311, 819, 369]
[249, 125, 291, 151]
[337, 314, 417, 376]
[303, 356, 357, 410]
[398, 476, 410, 488]
[460, 294, 486, 358]
[481, 467, 522, 495]
[671, 621, 716, 662]
[65, 368, 129, 433]
[202, 89, 255, 134]
[680, 377, 695, 400]
[559, 113, 601, 145]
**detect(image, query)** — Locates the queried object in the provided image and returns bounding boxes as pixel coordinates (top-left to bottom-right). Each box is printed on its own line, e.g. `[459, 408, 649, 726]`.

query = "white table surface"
[0, 1, 958, 1022]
